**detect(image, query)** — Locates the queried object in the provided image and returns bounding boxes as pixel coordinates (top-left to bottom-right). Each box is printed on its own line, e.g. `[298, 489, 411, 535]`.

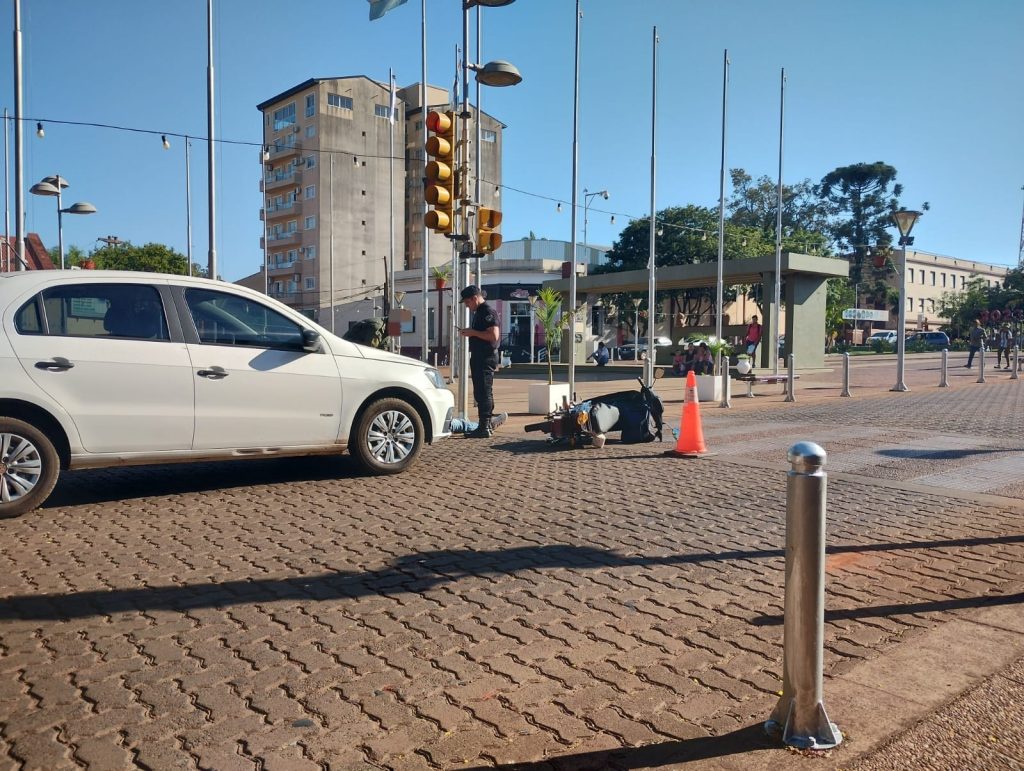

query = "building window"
[941, 273, 946, 287]
[908, 269, 914, 284]
[305, 277, 316, 290]
[287, 250, 297, 263]
[305, 94, 315, 117]
[305, 246, 316, 260]
[415, 120, 423, 130]
[305, 124, 316, 138]
[305, 185, 315, 199]
[305, 216, 316, 230]
[273, 103, 296, 131]
[374, 104, 391, 119]
[361, 190, 366, 196]
[930, 271, 936, 286]
[327, 93, 353, 110]
[305, 155, 316, 169]
[482, 129, 497, 143]
[287, 220, 297, 233]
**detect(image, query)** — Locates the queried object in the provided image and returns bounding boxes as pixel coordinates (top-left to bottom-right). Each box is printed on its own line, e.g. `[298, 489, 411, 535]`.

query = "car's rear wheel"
[350, 398, 424, 475]
[0, 418, 60, 519]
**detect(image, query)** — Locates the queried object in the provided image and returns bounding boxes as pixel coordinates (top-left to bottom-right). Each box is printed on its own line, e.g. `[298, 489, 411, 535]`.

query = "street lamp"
[29, 176, 97, 270]
[582, 188, 608, 251]
[457, 0, 522, 419]
[632, 296, 643, 362]
[891, 209, 922, 392]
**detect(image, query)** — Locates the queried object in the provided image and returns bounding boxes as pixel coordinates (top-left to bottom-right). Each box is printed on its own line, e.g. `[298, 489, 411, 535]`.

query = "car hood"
[349, 343, 433, 369]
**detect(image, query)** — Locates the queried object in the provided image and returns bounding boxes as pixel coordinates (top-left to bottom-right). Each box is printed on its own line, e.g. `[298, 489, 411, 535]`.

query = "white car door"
[6, 281, 195, 453]
[180, 286, 343, 450]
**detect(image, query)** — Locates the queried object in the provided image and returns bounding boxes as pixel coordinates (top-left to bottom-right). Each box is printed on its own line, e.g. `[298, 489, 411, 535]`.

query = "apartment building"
[899, 250, 1008, 327]
[245, 76, 502, 331]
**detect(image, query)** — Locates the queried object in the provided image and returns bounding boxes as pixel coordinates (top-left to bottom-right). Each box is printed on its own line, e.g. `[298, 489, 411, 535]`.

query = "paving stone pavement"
[1, 358, 1024, 770]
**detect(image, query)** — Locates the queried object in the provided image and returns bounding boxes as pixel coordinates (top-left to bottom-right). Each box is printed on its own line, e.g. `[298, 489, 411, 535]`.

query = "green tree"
[65, 241, 206, 277]
[534, 287, 580, 384]
[727, 169, 831, 248]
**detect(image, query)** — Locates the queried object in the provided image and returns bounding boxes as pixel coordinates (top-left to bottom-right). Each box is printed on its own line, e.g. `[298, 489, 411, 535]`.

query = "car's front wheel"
[0, 418, 60, 519]
[350, 398, 424, 475]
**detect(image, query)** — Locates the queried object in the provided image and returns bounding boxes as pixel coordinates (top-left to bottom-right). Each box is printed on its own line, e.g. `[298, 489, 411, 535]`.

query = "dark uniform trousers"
[470, 349, 499, 425]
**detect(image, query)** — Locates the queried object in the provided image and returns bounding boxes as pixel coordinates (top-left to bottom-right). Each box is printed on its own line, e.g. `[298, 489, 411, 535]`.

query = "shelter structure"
[547, 252, 849, 369]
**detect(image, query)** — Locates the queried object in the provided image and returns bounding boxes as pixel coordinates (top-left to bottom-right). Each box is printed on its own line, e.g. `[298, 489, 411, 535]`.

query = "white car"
[867, 330, 898, 345]
[0, 271, 454, 518]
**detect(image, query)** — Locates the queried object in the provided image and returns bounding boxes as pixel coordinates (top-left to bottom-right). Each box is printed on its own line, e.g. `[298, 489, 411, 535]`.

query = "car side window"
[32, 283, 169, 340]
[14, 298, 43, 334]
[184, 288, 304, 350]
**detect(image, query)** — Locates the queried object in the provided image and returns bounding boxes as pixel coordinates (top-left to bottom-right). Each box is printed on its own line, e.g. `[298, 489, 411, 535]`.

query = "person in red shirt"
[745, 315, 763, 357]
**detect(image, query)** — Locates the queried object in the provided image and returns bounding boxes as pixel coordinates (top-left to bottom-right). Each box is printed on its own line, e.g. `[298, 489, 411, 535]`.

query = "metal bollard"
[765, 442, 842, 750]
[784, 353, 796, 402]
[939, 349, 949, 388]
[839, 352, 851, 397]
[1012, 346, 1019, 381]
[719, 352, 731, 408]
[977, 346, 986, 384]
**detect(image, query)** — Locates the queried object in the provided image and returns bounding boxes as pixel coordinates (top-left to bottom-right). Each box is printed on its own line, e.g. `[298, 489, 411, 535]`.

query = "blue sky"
[2, 0, 1021, 281]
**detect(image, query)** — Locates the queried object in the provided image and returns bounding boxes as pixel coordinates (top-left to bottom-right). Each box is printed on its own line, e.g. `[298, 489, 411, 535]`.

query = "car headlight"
[424, 367, 446, 389]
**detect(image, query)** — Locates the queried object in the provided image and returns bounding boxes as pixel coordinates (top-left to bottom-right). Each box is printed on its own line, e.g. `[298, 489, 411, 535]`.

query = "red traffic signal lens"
[426, 110, 452, 133]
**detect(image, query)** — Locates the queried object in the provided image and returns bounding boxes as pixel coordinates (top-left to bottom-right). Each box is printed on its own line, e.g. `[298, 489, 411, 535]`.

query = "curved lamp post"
[582, 188, 608, 250]
[891, 209, 921, 392]
[457, 0, 522, 419]
[29, 176, 97, 269]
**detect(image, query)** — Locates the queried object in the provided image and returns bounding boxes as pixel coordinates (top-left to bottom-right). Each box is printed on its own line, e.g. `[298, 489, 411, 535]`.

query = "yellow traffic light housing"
[476, 207, 503, 254]
[424, 110, 457, 234]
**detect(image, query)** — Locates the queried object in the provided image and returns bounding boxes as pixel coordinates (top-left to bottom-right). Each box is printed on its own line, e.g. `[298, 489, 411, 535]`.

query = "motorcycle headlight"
[424, 368, 446, 389]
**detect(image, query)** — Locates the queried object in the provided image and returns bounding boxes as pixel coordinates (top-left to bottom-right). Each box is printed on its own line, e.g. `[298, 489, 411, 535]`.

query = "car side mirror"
[301, 328, 322, 353]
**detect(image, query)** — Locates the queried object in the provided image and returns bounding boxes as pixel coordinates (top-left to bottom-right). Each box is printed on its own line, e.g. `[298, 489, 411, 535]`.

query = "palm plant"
[534, 286, 581, 384]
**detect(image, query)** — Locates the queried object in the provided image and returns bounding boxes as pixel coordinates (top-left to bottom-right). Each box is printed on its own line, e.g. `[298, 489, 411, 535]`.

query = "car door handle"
[35, 358, 75, 372]
[196, 367, 228, 380]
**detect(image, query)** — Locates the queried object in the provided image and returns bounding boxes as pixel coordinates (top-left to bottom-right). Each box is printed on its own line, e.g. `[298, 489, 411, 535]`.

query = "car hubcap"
[367, 411, 415, 465]
[0, 432, 42, 503]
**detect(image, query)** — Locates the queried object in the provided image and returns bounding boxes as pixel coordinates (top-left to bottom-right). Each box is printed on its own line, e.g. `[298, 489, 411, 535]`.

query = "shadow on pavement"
[460, 723, 775, 770]
[3, 535, 1022, 621]
[43, 455, 366, 508]
[751, 591, 1024, 626]
[877, 448, 1014, 460]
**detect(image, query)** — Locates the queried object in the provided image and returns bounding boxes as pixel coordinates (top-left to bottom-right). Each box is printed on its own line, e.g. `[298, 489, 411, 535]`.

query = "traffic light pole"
[459, 5, 472, 421]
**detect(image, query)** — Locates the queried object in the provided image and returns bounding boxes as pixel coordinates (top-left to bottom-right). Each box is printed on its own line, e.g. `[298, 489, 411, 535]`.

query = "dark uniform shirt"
[469, 301, 499, 356]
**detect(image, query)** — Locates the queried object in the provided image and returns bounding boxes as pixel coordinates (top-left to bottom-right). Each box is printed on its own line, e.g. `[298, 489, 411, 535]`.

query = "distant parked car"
[867, 330, 898, 345]
[617, 336, 672, 361]
[906, 331, 950, 349]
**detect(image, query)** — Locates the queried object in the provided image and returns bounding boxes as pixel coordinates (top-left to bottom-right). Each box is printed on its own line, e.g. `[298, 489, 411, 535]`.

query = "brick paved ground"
[1, 353, 1023, 770]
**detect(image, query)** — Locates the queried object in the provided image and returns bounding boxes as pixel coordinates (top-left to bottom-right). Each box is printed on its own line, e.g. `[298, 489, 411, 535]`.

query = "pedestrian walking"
[744, 315, 763, 358]
[997, 324, 1012, 369]
[459, 285, 501, 438]
[965, 319, 986, 369]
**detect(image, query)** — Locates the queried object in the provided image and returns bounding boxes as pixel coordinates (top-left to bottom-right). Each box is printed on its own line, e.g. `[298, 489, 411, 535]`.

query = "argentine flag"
[368, 0, 409, 20]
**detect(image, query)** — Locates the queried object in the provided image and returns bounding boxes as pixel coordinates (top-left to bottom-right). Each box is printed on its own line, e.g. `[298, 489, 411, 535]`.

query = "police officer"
[459, 285, 500, 437]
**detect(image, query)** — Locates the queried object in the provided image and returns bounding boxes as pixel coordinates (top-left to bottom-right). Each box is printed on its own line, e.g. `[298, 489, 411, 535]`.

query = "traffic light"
[476, 207, 502, 254]
[424, 110, 457, 234]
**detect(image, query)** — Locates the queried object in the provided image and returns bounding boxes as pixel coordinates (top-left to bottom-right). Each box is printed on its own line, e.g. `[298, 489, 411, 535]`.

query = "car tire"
[0, 417, 60, 519]
[350, 397, 424, 475]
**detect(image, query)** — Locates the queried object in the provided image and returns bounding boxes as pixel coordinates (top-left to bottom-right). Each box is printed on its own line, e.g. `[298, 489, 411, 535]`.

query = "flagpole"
[715, 49, 729, 344]
[567, 0, 581, 400]
[420, 0, 430, 362]
[388, 68, 396, 352]
[773, 68, 786, 375]
[646, 26, 658, 389]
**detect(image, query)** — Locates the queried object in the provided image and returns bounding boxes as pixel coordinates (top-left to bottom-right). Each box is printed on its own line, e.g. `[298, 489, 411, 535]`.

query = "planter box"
[695, 374, 731, 403]
[528, 382, 571, 415]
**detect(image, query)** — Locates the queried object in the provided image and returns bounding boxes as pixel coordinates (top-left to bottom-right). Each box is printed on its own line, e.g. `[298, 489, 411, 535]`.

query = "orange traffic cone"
[665, 370, 708, 457]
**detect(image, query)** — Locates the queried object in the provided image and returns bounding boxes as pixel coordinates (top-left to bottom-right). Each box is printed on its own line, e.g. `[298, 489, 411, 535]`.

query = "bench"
[734, 373, 799, 398]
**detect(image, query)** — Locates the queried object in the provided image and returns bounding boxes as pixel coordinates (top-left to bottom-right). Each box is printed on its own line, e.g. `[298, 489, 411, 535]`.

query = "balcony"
[260, 231, 300, 249]
[262, 201, 296, 221]
[268, 260, 299, 274]
[269, 141, 301, 161]
[263, 168, 302, 191]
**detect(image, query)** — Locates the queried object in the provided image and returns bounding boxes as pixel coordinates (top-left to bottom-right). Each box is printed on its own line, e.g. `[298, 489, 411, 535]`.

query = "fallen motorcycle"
[525, 373, 666, 448]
